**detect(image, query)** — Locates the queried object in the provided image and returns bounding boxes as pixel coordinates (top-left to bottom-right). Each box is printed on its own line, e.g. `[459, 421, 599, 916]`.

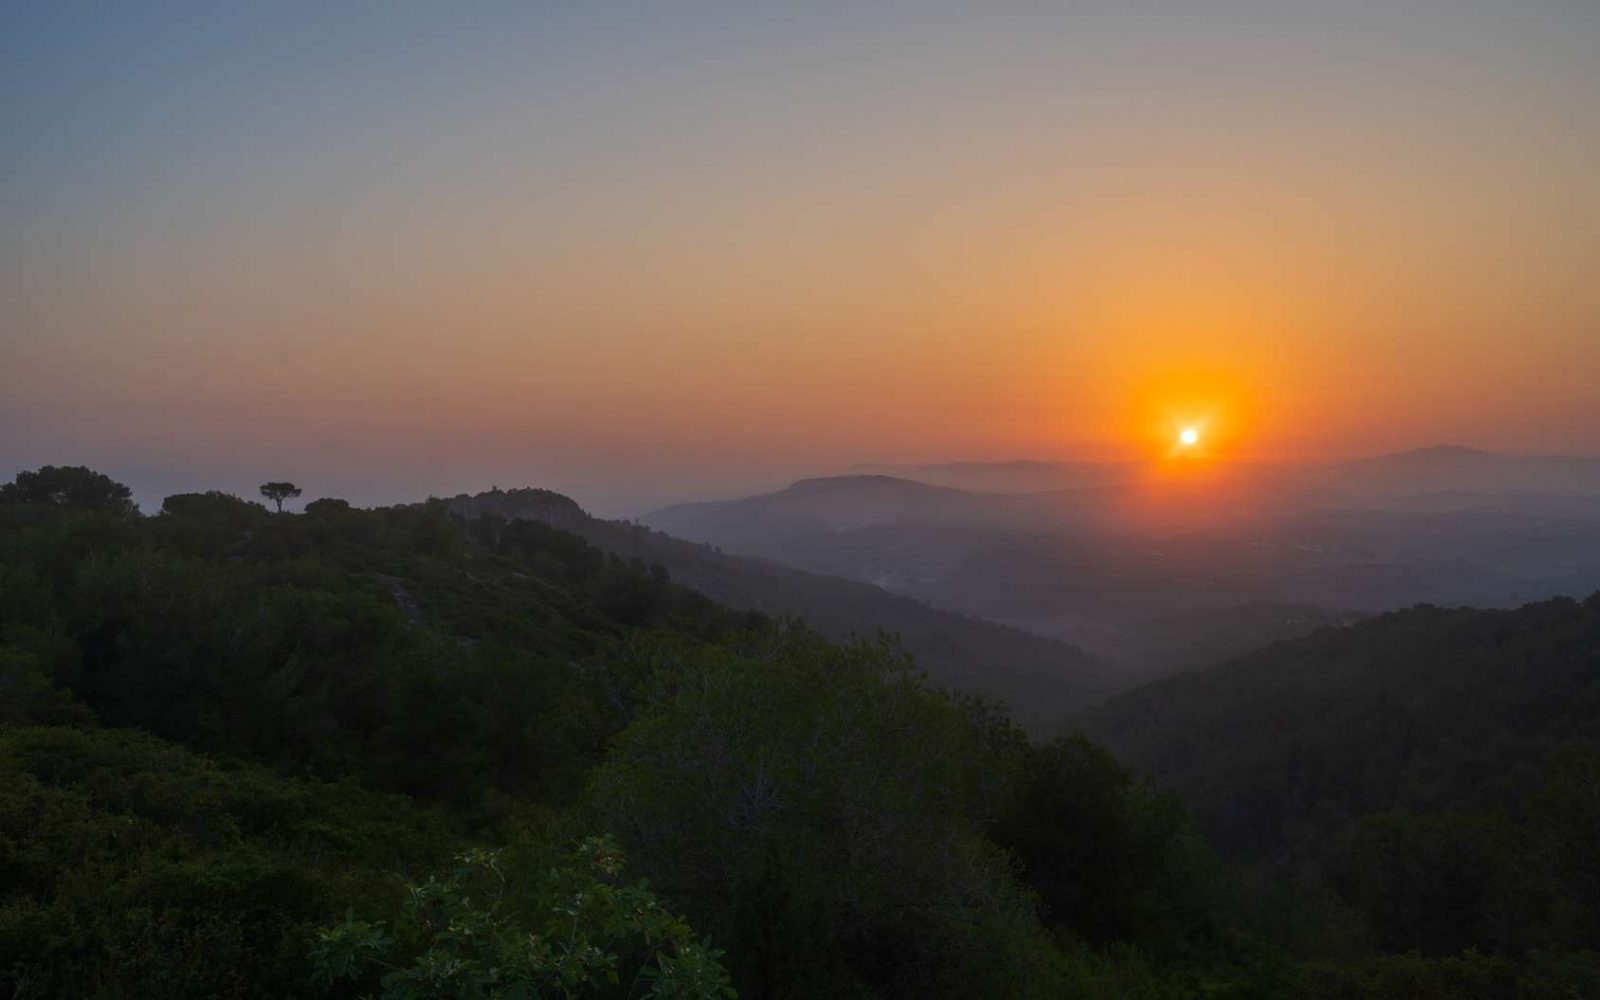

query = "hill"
[0, 465, 1273, 997]
[634, 461, 1600, 684]
[0, 474, 775, 995]
[1086, 595, 1600, 961]
[847, 460, 1144, 494]
[1315, 445, 1600, 499]
[449, 486, 1114, 731]
[845, 447, 1600, 503]
[646, 474, 985, 539]
[1089, 595, 1600, 853]
[9, 466, 1600, 997]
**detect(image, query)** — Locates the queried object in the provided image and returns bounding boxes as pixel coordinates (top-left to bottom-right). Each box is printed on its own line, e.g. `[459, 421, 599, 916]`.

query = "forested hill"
[7, 466, 1600, 998]
[1088, 595, 1600, 963]
[1089, 595, 1600, 855]
[446, 486, 1113, 731]
[1, 475, 765, 805]
[0, 466, 1244, 997]
[0, 469, 761, 996]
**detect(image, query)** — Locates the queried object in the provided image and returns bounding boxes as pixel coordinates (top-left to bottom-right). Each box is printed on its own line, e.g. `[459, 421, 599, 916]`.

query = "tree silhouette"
[1, 465, 136, 513]
[258, 481, 302, 513]
[304, 497, 351, 517]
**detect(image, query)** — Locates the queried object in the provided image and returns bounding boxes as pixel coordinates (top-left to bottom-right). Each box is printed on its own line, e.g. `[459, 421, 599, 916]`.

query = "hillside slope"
[448, 487, 1113, 730]
[1083, 594, 1600, 964]
[0, 468, 1250, 997]
[645, 474, 985, 539]
[1088, 595, 1600, 857]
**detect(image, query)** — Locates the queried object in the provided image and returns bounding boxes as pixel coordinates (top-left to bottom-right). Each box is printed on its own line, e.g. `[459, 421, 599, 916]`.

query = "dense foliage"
[447, 488, 1112, 733]
[0, 465, 135, 514]
[1091, 598, 1600, 990]
[1, 481, 751, 997]
[313, 840, 735, 999]
[0, 469, 1228, 997]
[5, 465, 1599, 997]
[0, 724, 453, 997]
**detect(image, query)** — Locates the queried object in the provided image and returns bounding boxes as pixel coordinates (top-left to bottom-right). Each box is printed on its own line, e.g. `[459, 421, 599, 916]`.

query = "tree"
[992, 732, 1223, 953]
[304, 497, 352, 517]
[162, 490, 266, 521]
[258, 481, 302, 513]
[583, 631, 1065, 997]
[158, 491, 269, 555]
[1, 465, 136, 513]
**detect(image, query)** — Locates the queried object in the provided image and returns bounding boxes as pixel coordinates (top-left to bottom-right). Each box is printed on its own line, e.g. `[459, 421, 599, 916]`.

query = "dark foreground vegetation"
[2, 465, 1598, 997]
[1091, 597, 1600, 983]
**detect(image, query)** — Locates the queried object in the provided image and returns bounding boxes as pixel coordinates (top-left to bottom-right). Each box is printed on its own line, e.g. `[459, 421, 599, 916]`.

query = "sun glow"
[1178, 427, 1200, 447]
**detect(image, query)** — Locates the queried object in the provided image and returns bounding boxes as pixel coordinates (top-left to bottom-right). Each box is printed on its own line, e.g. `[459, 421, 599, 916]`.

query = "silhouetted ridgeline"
[446, 486, 1116, 732]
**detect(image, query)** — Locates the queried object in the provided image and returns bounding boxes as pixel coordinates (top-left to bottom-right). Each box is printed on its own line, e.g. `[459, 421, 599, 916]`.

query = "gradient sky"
[3, 2, 1598, 513]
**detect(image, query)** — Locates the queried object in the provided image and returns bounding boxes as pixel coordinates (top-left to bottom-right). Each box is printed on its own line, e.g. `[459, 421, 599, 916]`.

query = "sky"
[3, 2, 1598, 514]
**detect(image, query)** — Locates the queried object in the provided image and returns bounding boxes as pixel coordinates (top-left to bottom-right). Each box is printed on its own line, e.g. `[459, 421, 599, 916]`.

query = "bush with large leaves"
[313, 839, 734, 999]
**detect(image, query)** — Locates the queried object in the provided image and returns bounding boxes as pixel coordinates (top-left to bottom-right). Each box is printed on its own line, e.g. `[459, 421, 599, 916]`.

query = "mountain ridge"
[445, 486, 1113, 731]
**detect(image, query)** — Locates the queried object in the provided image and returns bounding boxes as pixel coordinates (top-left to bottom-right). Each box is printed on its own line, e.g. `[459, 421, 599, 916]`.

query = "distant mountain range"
[647, 447, 1600, 543]
[639, 447, 1600, 677]
[849, 446, 1600, 504]
[848, 459, 1144, 494]
[653, 474, 981, 533]
[444, 487, 1114, 733]
[1315, 444, 1600, 500]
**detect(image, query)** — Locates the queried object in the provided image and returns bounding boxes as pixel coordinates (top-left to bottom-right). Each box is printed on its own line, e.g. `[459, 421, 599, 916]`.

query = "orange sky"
[3, 5, 1598, 512]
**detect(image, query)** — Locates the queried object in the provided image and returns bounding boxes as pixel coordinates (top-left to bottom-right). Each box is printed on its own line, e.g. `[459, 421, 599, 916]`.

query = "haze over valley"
[646, 445, 1600, 677]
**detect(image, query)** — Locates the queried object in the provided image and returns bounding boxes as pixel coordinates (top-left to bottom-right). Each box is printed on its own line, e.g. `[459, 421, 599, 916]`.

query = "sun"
[1178, 426, 1200, 448]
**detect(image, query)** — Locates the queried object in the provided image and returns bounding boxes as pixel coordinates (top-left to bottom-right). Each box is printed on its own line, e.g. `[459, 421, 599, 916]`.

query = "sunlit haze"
[4, 3, 1598, 513]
